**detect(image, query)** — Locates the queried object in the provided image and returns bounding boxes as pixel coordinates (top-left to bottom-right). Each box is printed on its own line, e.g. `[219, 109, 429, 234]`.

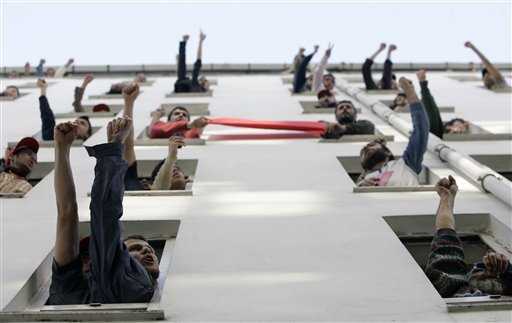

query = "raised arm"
[53, 122, 80, 266]
[196, 30, 206, 61]
[369, 43, 386, 61]
[176, 35, 189, 81]
[399, 77, 429, 175]
[465, 41, 506, 83]
[434, 176, 457, 230]
[417, 70, 444, 139]
[151, 136, 184, 190]
[36, 59, 45, 78]
[312, 43, 333, 92]
[37, 79, 56, 141]
[72, 74, 93, 112]
[122, 83, 139, 166]
[55, 58, 74, 78]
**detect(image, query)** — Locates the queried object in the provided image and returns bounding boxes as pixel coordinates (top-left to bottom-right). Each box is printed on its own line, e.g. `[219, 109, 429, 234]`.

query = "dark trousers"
[292, 53, 314, 93]
[362, 58, 393, 90]
[39, 95, 55, 141]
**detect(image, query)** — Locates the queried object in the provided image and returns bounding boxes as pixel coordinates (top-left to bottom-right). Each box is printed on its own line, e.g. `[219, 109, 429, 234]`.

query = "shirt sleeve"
[148, 120, 190, 138]
[312, 53, 329, 93]
[402, 101, 430, 174]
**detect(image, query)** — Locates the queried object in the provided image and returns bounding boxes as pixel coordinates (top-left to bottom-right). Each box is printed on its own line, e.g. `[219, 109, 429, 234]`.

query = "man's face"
[170, 166, 187, 190]
[4, 86, 18, 98]
[446, 120, 470, 134]
[135, 73, 146, 83]
[318, 93, 336, 107]
[125, 239, 160, 279]
[394, 94, 407, 107]
[170, 109, 189, 122]
[74, 118, 91, 140]
[11, 149, 37, 176]
[483, 74, 497, 89]
[335, 102, 356, 124]
[46, 68, 56, 77]
[323, 75, 335, 90]
[199, 76, 210, 91]
[360, 142, 390, 171]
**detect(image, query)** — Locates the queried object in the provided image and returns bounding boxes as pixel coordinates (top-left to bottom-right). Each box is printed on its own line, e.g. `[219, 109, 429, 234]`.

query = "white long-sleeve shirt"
[312, 53, 330, 93]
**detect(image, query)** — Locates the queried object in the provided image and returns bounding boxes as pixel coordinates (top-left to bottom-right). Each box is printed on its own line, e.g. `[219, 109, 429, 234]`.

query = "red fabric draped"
[207, 118, 327, 135]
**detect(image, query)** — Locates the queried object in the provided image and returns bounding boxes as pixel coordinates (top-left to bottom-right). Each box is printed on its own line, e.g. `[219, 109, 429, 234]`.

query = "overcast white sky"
[1, 0, 511, 66]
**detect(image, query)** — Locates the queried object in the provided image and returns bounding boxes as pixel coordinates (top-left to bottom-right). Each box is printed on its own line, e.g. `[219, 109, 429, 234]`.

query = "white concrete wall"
[0, 72, 511, 322]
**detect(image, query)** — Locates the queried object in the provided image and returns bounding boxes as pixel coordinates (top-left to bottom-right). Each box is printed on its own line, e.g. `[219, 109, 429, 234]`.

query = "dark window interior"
[399, 234, 494, 270]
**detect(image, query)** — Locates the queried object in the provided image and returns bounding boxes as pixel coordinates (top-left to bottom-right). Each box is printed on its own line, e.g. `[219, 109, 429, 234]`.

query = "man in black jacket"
[322, 100, 375, 139]
[174, 31, 210, 93]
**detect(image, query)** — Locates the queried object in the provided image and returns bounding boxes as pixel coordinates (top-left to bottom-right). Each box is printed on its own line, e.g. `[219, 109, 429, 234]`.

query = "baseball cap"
[12, 137, 39, 155]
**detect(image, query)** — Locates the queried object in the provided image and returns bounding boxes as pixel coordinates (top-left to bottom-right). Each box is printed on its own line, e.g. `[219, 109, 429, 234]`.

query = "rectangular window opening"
[88, 91, 144, 100]
[443, 122, 512, 141]
[383, 214, 512, 312]
[166, 90, 213, 98]
[17, 81, 57, 89]
[299, 100, 362, 114]
[0, 219, 180, 322]
[54, 104, 124, 119]
[0, 161, 54, 198]
[337, 156, 439, 193]
[378, 99, 455, 114]
[0, 92, 29, 101]
[160, 102, 210, 116]
[134, 128, 205, 146]
[9, 127, 103, 148]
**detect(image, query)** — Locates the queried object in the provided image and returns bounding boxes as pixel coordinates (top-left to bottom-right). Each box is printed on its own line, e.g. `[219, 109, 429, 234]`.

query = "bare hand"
[183, 34, 190, 42]
[313, 45, 319, 53]
[483, 252, 510, 275]
[464, 41, 474, 48]
[66, 58, 75, 66]
[388, 44, 397, 51]
[325, 42, 334, 57]
[399, 77, 414, 92]
[107, 117, 132, 144]
[358, 177, 380, 187]
[199, 30, 206, 41]
[150, 108, 165, 120]
[37, 79, 48, 90]
[54, 122, 78, 147]
[82, 74, 94, 87]
[39, 58, 46, 65]
[435, 175, 458, 199]
[123, 83, 139, 104]
[379, 43, 386, 50]
[416, 69, 427, 82]
[168, 136, 186, 158]
[189, 117, 208, 129]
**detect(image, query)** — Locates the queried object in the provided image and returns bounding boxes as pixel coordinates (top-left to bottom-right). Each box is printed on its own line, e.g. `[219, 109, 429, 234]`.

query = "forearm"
[313, 54, 329, 91]
[54, 147, 79, 265]
[197, 40, 204, 61]
[39, 95, 56, 141]
[123, 103, 136, 165]
[403, 102, 429, 174]
[72, 87, 84, 112]
[151, 155, 176, 190]
[420, 81, 444, 138]
[369, 48, 383, 61]
[435, 197, 455, 230]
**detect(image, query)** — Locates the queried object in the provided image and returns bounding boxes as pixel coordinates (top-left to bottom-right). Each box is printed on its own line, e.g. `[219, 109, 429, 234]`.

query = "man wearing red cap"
[0, 137, 39, 194]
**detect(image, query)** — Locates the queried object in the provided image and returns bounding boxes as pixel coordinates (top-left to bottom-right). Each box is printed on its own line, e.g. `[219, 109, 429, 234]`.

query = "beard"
[362, 149, 389, 171]
[9, 163, 31, 178]
[337, 112, 355, 124]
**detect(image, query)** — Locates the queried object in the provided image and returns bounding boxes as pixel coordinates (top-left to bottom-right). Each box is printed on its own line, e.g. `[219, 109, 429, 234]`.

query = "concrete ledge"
[319, 132, 394, 143]
[353, 185, 437, 193]
[89, 91, 144, 99]
[0, 93, 29, 101]
[166, 90, 213, 98]
[300, 101, 362, 114]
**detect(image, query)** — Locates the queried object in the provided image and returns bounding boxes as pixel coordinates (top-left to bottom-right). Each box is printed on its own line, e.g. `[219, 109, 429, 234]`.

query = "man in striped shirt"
[0, 137, 39, 194]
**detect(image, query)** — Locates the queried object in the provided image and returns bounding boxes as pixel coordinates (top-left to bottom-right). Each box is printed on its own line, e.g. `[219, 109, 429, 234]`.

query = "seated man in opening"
[37, 79, 92, 142]
[148, 106, 208, 139]
[362, 43, 398, 90]
[322, 100, 375, 139]
[426, 176, 512, 298]
[357, 77, 429, 187]
[465, 41, 510, 90]
[292, 45, 319, 93]
[108, 73, 148, 94]
[286, 47, 307, 74]
[0, 85, 20, 99]
[174, 31, 210, 93]
[121, 84, 191, 191]
[317, 89, 337, 108]
[312, 44, 336, 105]
[390, 70, 470, 138]
[47, 117, 158, 305]
[0, 137, 39, 194]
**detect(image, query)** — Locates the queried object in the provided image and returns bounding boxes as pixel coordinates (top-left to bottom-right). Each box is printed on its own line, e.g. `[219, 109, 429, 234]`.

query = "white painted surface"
[0, 72, 511, 322]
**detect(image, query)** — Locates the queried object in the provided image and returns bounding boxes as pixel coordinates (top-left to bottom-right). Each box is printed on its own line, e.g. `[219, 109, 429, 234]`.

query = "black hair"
[482, 68, 488, 77]
[323, 73, 336, 83]
[317, 89, 333, 99]
[167, 106, 190, 121]
[391, 74, 397, 81]
[443, 118, 468, 133]
[6, 85, 20, 96]
[78, 116, 93, 138]
[123, 234, 148, 242]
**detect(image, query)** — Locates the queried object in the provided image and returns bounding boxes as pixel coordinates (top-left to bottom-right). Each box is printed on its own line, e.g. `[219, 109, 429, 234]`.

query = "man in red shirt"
[148, 106, 208, 139]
